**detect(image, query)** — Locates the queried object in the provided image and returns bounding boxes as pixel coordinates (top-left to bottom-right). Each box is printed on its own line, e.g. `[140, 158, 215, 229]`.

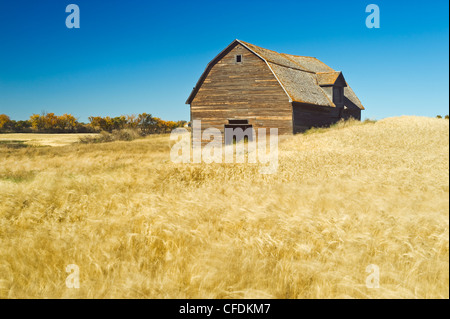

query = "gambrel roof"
[186, 40, 364, 110]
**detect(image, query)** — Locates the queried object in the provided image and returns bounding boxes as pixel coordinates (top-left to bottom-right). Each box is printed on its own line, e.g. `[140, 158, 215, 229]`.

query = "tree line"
[0, 113, 187, 134]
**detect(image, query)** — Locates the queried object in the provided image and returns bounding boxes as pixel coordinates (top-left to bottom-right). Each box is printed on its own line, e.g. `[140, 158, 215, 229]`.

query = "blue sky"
[0, 0, 448, 122]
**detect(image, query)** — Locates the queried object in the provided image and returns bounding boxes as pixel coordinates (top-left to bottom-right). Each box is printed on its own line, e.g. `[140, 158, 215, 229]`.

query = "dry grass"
[0, 116, 448, 299]
[0, 133, 98, 147]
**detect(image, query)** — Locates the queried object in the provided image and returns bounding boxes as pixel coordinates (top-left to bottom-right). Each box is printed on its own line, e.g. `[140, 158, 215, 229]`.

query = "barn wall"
[292, 102, 341, 133]
[190, 43, 293, 144]
[342, 108, 361, 121]
[342, 97, 362, 120]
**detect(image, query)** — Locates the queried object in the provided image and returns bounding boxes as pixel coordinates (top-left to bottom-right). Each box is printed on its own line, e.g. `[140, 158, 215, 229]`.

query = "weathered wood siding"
[342, 108, 361, 121]
[191, 43, 292, 143]
[292, 102, 341, 133]
[342, 97, 362, 121]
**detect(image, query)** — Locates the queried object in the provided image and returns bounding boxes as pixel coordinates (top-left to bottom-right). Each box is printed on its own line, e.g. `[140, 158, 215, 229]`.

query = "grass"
[0, 116, 448, 298]
[0, 170, 37, 183]
[0, 140, 30, 149]
[0, 133, 98, 147]
[303, 117, 376, 135]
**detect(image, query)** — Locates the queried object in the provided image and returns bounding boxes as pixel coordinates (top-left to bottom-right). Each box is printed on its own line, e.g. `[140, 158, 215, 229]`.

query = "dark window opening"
[236, 55, 242, 63]
[228, 119, 248, 125]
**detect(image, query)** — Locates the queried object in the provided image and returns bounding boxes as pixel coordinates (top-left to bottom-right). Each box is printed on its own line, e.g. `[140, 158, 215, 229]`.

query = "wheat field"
[0, 116, 448, 299]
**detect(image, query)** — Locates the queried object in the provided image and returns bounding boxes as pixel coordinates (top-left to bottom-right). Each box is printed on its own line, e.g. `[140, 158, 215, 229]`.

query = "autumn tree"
[126, 114, 139, 129]
[137, 113, 157, 135]
[44, 113, 58, 131]
[111, 116, 127, 130]
[0, 114, 11, 131]
[88, 113, 185, 135]
[29, 114, 46, 131]
[12, 120, 32, 132]
[29, 113, 79, 132]
[58, 114, 78, 132]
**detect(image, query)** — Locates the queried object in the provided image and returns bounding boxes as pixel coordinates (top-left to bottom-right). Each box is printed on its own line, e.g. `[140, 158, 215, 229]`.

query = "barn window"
[228, 119, 248, 125]
[236, 55, 242, 63]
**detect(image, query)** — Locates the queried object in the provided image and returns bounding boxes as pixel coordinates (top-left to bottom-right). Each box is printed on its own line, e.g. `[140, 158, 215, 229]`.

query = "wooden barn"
[186, 40, 364, 143]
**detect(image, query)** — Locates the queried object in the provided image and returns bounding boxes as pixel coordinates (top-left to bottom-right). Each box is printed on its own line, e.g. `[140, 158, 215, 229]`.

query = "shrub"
[363, 118, 377, 124]
[79, 129, 142, 144]
[112, 128, 142, 141]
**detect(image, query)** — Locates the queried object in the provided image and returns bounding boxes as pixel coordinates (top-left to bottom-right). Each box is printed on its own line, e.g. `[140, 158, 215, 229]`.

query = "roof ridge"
[238, 40, 283, 54]
[280, 53, 313, 73]
[239, 40, 314, 58]
[316, 71, 341, 74]
[268, 61, 316, 74]
[238, 40, 316, 74]
[286, 54, 318, 59]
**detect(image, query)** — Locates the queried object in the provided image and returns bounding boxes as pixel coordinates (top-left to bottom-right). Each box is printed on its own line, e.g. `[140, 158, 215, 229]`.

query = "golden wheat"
[0, 116, 448, 298]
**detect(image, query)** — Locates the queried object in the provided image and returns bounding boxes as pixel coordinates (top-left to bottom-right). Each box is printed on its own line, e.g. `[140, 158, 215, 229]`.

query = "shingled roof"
[316, 72, 346, 86]
[186, 40, 364, 110]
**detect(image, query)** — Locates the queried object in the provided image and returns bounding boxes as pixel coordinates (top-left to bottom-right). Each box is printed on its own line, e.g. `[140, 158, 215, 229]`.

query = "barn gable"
[316, 72, 347, 87]
[189, 41, 294, 137]
[186, 40, 292, 105]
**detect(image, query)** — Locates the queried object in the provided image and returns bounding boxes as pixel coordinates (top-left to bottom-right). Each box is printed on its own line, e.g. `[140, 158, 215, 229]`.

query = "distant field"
[0, 133, 98, 147]
[0, 116, 448, 298]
